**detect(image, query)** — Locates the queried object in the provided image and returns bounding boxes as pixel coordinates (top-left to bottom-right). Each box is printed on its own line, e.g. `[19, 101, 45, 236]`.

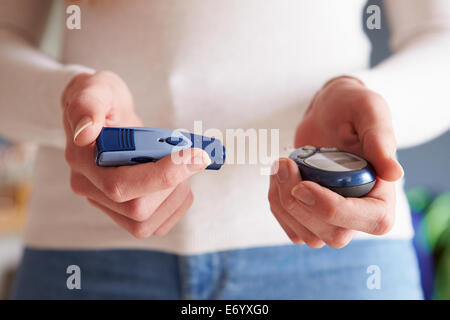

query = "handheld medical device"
[289, 146, 376, 197]
[95, 127, 225, 170]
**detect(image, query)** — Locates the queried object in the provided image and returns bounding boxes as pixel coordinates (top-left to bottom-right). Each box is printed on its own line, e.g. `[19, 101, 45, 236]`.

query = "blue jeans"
[11, 240, 423, 299]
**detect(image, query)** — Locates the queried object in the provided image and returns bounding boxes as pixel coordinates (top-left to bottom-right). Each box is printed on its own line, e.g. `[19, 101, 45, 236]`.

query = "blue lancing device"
[289, 146, 376, 197]
[95, 127, 226, 170]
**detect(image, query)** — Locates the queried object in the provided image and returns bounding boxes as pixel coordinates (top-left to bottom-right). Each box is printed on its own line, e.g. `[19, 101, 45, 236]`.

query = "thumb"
[72, 116, 104, 147]
[66, 94, 110, 147]
[361, 127, 404, 182]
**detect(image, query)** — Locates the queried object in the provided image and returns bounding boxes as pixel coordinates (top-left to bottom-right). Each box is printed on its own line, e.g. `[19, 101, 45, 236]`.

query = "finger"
[353, 93, 403, 181]
[360, 127, 403, 181]
[130, 181, 191, 236]
[269, 172, 304, 244]
[153, 190, 194, 236]
[88, 181, 191, 238]
[275, 159, 352, 248]
[71, 147, 210, 203]
[291, 178, 395, 235]
[63, 86, 111, 146]
[70, 171, 174, 221]
[269, 173, 325, 247]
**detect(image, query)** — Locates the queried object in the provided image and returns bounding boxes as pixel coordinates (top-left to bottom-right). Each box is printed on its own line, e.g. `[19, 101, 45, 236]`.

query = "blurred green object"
[434, 237, 450, 300]
[424, 192, 450, 251]
[407, 188, 450, 299]
[407, 187, 433, 212]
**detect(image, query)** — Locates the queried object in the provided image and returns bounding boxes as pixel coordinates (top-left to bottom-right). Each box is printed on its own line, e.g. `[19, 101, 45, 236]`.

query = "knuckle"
[281, 195, 297, 212]
[302, 233, 323, 248]
[289, 234, 304, 245]
[373, 208, 394, 235]
[159, 168, 178, 189]
[69, 175, 84, 196]
[358, 91, 382, 107]
[326, 229, 353, 249]
[130, 223, 152, 239]
[66, 95, 88, 118]
[103, 178, 126, 203]
[268, 190, 277, 204]
[66, 91, 104, 122]
[64, 147, 76, 168]
[270, 203, 277, 215]
[302, 234, 315, 245]
[269, 203, 278, 215]
[305, 238, 325, 249]
[126, 198, 151, 222]
[63, 99, 76, 119]
[71, 92, 94, 107]
[321, 203, 339, 223]
[186, 190, 194, 208]
[358, 91, 389, 115]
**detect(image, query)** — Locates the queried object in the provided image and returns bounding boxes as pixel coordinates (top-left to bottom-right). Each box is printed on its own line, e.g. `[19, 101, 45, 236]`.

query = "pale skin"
[268, 76, 404, 248]
[63, 72, 403, 246]
[62, 71, 211, 238]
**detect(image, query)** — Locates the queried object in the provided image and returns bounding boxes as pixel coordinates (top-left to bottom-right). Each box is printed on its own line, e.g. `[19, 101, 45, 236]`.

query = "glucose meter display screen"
[304, 152, 367, 172]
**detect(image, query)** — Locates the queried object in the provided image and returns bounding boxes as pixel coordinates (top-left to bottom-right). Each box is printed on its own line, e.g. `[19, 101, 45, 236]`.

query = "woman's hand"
[268, 76, 404, 248]
[62, 71, 211, 238]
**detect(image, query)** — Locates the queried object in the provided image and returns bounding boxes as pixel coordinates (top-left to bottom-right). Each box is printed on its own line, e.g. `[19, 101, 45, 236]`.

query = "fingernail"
[270, 161, 279, 176]
[291, 184, 315, 206]
[73, 116, 93, 142]
[396, 159, 405, 178]
[187, 149, 212, 172]
[276, 160, 289, 183]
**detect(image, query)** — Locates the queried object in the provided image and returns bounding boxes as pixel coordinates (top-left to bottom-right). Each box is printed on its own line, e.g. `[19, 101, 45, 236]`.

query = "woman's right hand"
[61, 71, 211, 238]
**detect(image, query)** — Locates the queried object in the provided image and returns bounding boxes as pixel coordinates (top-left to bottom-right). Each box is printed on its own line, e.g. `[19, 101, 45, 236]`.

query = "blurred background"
[0, 0, 449, 299]
[365, 0, 450, 300]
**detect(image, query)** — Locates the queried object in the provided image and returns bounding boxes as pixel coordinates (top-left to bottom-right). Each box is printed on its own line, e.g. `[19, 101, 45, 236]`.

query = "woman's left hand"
[268, 76, 404, 248]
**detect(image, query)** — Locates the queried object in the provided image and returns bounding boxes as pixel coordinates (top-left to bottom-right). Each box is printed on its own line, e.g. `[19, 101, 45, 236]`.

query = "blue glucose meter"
[95, 127, 225, 170]
[289, 146, 376, 197]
